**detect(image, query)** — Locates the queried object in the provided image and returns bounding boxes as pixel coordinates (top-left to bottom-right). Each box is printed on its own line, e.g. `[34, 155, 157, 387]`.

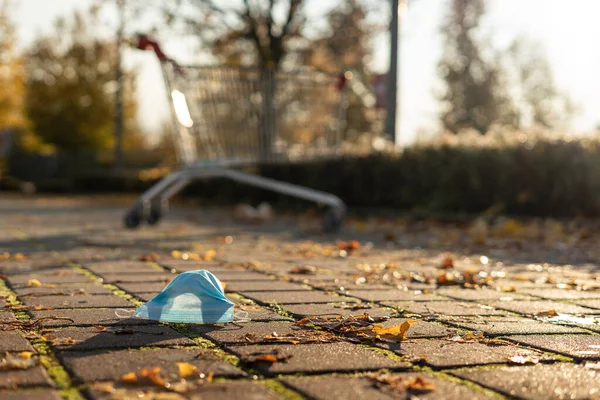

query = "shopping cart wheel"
[146, 203, 163, 225]
[123, 209, 142, 229]
[322, 209, 343, 233]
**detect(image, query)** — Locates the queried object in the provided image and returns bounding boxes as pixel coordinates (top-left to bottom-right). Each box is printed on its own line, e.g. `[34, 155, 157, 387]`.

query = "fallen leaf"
[92, 325, 107, 331]
[176, 362, 198, 378]
[26, 279, 42, 288]
[289, 266, 317, 275]
[509, 354, 539, 365]
[203, 249, 217, 261]
[249, 351, 293, 364]
[337, 240, 360, 252]
[0, 352, 37, 370]
[440, 256, 454, 269]
[406, 376, 436, 392]
[463, 331, 485, 340]
[121, 372, 137, 383]
[370, 320, 417, 341]
[139, 253, 160, 261]
[139, 367, 167, 387]
[536, 309, 558, 317]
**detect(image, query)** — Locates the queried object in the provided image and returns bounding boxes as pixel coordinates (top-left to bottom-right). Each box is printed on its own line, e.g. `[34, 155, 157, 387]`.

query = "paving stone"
[84, 261, 163, 274]
[381, 339, 553, 368]
[504, 335, 600, 361]
[344, 290, 441, 302]
[0, 311, 16, 323]
[0, 367, 53, 389]
[283, 373, 495, 400]
[6, 270, 91, 285]
[0, 332, 36, 352]
[518, 288, 600, 300]
[381, 301, 505, 316]
[227, 342, 409, 376]
[115, 282, 168, 294]
[211, 272, 275, 281]
[20, 294, 132, 309]
[282, 303, 394, 318]
[571, 299, 600, 310]
[451, 363, 600, 400]
[190, 322, 297, 345]
[47, 325, 195, 351]
[96, 273, 174, 284]
[232, 301, 292, 322]
[224, 280, 309, 292]
[487, 300, 600, 315]
[86, 381, 284, 400]
[239, 290, 357, 305]
[59, 347, 245, 383]
[445, 317, 589, 336]
[13, 284, 113, 297]
[375, 318, 456, 339]
[435, 288, 534, 301]
[0, 389, 62, 400]
[28, 308, 158, 327]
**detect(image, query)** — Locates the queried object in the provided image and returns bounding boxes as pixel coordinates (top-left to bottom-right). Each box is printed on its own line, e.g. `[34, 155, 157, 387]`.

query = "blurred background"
[1, 0, 599, 217]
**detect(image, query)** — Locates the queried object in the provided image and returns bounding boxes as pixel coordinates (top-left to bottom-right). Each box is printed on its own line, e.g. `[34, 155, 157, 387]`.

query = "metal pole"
[384, 0, 399, 144]
[114, 0, 125, 169]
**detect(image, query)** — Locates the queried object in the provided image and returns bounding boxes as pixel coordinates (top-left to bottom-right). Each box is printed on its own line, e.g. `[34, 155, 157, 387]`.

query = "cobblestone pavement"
[1, 195, 600, 399]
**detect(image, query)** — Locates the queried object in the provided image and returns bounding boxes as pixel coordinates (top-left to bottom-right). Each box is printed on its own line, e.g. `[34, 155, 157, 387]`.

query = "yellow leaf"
[203, 249, 217, 261]
[372, 320, 417, 341]
[170, 250, 182, 258]
[13, 253, 26, 260]
[121, 372, 137, 383]
[18, 352, 33, 360]
[26, 279, 42, 288]
[176, 362, 198, 378]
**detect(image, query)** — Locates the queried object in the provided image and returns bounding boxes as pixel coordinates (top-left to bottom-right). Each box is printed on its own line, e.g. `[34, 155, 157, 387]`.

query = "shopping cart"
[123, 35, 349, 232]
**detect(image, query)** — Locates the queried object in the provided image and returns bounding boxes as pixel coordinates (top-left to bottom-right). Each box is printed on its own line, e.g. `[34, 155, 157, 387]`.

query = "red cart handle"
[134, 34, 183, 73]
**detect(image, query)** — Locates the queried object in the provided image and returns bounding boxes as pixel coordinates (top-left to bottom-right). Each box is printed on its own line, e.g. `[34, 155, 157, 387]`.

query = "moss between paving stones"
[359, 344, 407, 363]
[69, 262, 144, 306]
[422, 368, 506, 400]
[260, 379, 306, 400]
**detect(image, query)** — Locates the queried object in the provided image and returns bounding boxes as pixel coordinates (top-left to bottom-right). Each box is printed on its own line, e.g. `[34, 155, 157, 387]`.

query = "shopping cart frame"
[123, 35, 347, 232]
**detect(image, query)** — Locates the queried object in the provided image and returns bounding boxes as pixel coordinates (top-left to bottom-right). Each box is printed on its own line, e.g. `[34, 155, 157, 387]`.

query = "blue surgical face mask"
[134, 270, 235, 323]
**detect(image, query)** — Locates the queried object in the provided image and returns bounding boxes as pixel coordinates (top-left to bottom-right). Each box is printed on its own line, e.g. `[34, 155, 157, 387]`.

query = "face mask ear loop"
[233, 310, 251, 323]
[115, 309, 136, 318]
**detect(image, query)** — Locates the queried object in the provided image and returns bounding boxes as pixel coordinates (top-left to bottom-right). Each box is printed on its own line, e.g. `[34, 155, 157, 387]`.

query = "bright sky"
[12, 0, 600, 146]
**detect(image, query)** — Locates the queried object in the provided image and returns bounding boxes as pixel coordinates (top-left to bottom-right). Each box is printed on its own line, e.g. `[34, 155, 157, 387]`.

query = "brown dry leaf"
[368, 373, 435, 394]
[440, 256, 454, 269]
[405, 376, 436, 392]
[121, 372, 137, 383]
[139, 252, 160, 261]
[139, 367, 167, 387]
[509, 354, 539, 365]
[337, 240, 360, 252]
[13, 253, 26, 261]
[203, 249, 217, 261]
[536, 309, 558, 317]
[249, 351, 293, 364]
[26, 279, 42, 288]
[176, 362, 198, 378]
[289, 266, 317, 275]
[92, 325, 107, 332]
[371, 320, 417, 342]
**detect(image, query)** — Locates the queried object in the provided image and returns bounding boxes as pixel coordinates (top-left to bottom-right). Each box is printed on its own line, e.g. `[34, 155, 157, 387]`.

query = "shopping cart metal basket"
[123, 35, 349, 232]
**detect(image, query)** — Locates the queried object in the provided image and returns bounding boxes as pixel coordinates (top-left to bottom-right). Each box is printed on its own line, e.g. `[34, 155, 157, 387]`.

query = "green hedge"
[10, 136, 600, 218]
